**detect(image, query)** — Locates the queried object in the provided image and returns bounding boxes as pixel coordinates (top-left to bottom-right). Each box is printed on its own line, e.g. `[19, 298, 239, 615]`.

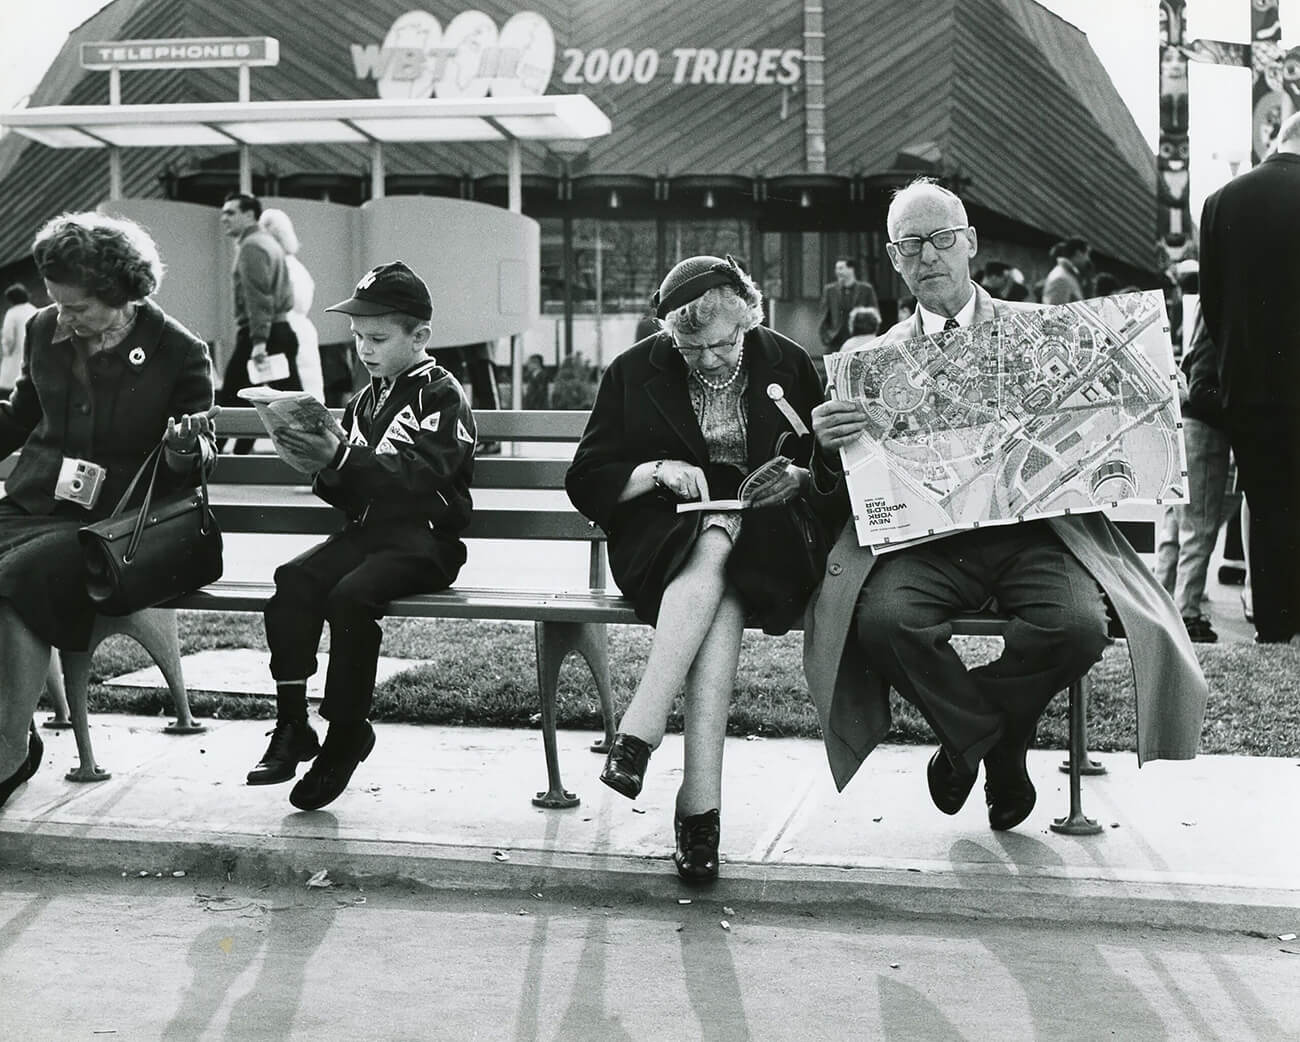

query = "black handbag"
[727, 430, 830, 635]
[78, 439, 223, 616]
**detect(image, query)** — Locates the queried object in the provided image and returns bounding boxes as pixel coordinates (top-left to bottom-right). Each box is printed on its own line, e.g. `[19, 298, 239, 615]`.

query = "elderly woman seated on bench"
[566, 255, 825, 882]
[0, 211, 216, 810]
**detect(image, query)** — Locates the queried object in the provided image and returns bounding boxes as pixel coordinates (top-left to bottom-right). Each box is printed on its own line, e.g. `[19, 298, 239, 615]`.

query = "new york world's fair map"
[824, 292, 1187, 551]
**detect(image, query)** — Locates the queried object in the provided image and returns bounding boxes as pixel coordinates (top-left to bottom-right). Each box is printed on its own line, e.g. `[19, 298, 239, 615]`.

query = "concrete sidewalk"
[2, 713, 1296, 932]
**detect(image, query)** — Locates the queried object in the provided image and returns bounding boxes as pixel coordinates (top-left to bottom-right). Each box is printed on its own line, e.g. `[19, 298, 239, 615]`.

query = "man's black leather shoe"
[984, 727, 1036, 831]
[0, 724, 43, 810]
[289, 722, 375, 811]
[600, 732, 652, 799]
[926, 747, 977, 815]
[247, 719, 320, 785]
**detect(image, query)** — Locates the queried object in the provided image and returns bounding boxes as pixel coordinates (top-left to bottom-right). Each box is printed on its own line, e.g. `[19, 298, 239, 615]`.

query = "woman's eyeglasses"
[674, 326, 743, 358]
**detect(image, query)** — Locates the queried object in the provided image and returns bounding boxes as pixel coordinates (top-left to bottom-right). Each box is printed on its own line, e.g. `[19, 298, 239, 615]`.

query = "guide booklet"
[675, 455, 792, 512]
[236, 387, 347, 473]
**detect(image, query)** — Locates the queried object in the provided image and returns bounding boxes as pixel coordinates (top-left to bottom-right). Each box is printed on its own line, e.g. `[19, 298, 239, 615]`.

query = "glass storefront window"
[664, 219, 752, 268]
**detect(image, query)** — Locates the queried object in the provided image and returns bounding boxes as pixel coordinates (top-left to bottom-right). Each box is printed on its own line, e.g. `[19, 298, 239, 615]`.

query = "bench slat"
[209, 488, 598, 540]
[171, 581, 638, 622]
[212, 454, 573, 489]
[170, 578, 1037, 639]
[212, 408, 587, 441]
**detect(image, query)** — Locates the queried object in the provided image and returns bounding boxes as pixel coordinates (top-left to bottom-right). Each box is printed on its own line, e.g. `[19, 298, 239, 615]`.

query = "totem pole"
[1158, 0, 1299, 264]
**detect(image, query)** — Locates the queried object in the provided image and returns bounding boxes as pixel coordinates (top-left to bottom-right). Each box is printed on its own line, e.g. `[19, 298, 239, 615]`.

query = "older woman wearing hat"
[566, 256, 824, 882]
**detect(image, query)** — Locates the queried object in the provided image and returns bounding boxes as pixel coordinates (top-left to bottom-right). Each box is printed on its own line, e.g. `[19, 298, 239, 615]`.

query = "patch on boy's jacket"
[420, 412, 440, 431]
[374, 436, 399, 455]
[456, 419, 473, 444]
[379, 403, 420, 448]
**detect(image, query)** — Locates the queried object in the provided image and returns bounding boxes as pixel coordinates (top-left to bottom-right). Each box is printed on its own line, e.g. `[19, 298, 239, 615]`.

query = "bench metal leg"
[59, 610, 196, 783]
[532, 620, 605, 809]
[108, 610, 202, 734]
[1058, 682, 1107, 776]
[41, 651, 74, 730]
[58, 649, 109, 783]
[1050, 675, 1102, 836]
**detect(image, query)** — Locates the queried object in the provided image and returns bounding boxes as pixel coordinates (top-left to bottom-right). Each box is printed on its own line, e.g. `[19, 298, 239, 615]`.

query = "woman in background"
[260, 208, 324, 402]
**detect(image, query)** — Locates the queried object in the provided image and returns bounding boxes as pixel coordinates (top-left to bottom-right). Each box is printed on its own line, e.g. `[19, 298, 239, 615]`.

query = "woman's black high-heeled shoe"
[600, 732, 652, 799]
[673, 808, 721, 883]
[0, 724, 44, 811]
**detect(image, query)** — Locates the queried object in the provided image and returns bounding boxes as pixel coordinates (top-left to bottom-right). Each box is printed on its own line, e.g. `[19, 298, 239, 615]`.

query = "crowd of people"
[4, 128, 1295, 881]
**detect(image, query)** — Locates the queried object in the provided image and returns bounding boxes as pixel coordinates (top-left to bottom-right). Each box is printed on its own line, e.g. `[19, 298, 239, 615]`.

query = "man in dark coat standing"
[815, 258, 877, 383]
[1198, 112, 1300, 644]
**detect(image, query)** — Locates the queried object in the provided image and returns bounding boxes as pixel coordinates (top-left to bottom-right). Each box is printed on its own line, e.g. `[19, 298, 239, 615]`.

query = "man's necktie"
[943, 318, 959, 331]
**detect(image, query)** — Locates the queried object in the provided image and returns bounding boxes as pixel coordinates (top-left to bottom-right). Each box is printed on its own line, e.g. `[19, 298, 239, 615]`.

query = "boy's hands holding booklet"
[274, 426, 341, 471]
[236, 388, 347, 473]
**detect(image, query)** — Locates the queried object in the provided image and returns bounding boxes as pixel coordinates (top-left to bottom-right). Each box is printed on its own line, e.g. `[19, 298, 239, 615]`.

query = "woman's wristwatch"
[652, 459, 668, 491]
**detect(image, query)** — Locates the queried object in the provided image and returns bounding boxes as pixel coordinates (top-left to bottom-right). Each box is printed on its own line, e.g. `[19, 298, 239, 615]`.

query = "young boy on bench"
[247, 261, 477, 810]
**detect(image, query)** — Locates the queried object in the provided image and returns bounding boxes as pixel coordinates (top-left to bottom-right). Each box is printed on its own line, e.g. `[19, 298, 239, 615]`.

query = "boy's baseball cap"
[325, 260, 433, 320]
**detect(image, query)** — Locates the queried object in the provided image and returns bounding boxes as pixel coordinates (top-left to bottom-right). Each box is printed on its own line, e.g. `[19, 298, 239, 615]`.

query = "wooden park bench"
[21, 408, 1154, 836]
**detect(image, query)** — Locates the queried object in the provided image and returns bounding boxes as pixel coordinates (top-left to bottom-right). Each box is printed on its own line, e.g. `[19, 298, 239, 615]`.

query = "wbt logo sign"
[351, 10, 555, 99]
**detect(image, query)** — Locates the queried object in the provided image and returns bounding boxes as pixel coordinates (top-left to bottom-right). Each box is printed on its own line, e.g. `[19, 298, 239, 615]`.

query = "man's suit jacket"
[801, 284, 1208, 790]
[817, 280, 878, 352]
[1199, 151, 1300, 416]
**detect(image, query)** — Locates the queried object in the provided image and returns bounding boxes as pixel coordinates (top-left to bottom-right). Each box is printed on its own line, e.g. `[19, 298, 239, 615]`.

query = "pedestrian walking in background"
[815, 257, 877, 384]
[1041, 237, 1089, 304]
[1156, 311, 1231, 642]
[1, 284, 37, 396]
[259, 208, 323, 402]
[217, 192, 301, 453]
[1199, 111, 1300, 644]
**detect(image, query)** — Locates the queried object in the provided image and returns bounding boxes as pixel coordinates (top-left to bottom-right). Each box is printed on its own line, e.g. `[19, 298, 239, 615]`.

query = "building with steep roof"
[0, 0, 1158, 365]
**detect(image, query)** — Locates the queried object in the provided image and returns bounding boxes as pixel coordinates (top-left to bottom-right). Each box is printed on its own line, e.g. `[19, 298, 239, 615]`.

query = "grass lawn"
[78, 612, 1300, 757]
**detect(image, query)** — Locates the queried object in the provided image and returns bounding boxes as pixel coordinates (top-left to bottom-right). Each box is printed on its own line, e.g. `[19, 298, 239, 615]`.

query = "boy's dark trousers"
[264, 521, 464, 722]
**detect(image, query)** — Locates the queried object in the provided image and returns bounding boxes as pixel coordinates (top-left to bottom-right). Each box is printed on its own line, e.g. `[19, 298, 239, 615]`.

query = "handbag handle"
[774, 428, 816, 469]
[105, 438, 214, 564]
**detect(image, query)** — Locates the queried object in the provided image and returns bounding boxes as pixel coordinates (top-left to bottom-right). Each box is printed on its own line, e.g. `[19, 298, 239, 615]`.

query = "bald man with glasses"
[800, 177, 1206, 832]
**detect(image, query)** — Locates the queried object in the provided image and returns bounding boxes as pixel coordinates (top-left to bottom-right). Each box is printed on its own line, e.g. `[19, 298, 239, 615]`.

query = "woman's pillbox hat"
[326, 260, 433, 321]
[651, 254, 747, 319]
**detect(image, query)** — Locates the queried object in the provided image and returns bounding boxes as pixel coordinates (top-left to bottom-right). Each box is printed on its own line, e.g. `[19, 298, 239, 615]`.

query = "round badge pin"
[128, 347, 146, 366]
[766, 382, 784, 401]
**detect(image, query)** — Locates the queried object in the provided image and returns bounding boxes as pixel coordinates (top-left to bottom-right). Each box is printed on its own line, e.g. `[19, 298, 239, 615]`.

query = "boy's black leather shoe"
[247, 719, 320, 785]
[673, 808, 721, 883]
[600, 732, 652, 799]
[926, 747, 977, 815]
[289, 721, 375, 811]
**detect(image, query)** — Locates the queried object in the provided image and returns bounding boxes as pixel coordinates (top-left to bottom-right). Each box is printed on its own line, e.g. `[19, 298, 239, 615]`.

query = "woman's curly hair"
[32, 212, 163, 306]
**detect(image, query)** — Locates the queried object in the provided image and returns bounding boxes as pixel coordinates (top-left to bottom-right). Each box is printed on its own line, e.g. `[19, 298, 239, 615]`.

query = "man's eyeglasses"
[889, 226, 969, 258]
[674, 326, 743, 358]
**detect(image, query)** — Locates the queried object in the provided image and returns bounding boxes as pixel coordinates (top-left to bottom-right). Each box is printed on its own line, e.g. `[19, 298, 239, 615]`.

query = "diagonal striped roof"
[0, 0, 1157, 274]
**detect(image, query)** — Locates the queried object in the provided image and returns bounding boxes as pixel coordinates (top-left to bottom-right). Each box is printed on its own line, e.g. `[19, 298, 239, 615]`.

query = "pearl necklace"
[690, 343, 745, 393]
